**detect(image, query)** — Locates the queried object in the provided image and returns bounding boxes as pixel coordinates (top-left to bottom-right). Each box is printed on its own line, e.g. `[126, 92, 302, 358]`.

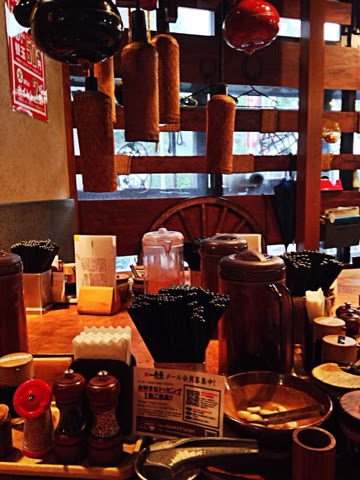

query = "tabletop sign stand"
[77, 286, 121, 315]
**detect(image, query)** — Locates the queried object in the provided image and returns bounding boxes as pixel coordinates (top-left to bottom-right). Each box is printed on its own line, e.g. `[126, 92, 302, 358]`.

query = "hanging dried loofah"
[121, 8, 159, 142]
[150, 3, 180, 126]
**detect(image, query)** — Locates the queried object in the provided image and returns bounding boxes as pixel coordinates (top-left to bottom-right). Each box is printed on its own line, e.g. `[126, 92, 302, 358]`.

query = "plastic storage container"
[142, 228, 184, 293]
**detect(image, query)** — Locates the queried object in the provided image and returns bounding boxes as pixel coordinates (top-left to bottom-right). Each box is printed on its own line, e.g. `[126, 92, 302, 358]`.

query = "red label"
[5, 0, 48, 121]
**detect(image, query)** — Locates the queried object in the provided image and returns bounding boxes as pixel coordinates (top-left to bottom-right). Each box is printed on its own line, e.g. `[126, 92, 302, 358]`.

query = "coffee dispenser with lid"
[0, 252, 28, 357]
[200, 234, 247, 294]
[218, 249, 293, 375]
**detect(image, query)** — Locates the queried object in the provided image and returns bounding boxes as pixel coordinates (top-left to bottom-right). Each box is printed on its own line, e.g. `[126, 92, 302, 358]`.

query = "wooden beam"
[71, 37, 360, 91]
[115, 0, 351, 23]
[116, 0, 220, 10]
[75, 153, 360, 175]
[72, 103, 360, 135]
[273, 0, 351, 24]
[296, 0, 325, 251]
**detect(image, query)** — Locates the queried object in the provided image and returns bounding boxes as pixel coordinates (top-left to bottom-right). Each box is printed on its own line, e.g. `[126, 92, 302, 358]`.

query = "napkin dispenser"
[23, 270, 53, 314]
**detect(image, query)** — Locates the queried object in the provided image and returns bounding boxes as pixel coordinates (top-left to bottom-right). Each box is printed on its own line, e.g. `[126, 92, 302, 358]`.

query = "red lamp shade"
[13, 378, 52, 419]
[222, 0, 280, 55]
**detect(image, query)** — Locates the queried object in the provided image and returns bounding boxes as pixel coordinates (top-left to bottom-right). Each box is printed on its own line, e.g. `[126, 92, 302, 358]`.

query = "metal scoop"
[134, 437, 260, 480]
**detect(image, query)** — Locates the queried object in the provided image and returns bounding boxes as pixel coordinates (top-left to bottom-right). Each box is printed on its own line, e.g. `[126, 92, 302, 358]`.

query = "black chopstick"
[128, 285, 229, 363]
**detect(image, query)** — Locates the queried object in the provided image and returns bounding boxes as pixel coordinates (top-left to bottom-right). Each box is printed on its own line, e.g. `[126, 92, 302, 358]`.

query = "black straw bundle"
[128, 285, 229, 363]
[11, 239, 60, 273]
[280, 250, 343, 297]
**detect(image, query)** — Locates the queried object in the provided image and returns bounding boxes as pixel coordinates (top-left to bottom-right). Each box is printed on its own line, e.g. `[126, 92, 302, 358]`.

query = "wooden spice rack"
[0, 405, 143, 480]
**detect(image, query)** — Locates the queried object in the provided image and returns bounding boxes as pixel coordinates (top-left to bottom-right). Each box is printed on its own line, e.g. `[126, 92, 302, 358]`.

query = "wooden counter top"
[26, 302, 220, 375]
[6, 269, 360, 480]
[27, 303, 153, 367]
[26, 268, 360, 375]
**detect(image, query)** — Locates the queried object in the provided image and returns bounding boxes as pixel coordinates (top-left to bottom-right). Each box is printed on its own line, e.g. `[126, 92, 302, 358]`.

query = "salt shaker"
[52, 369, 87, 464]
[13, 378, 53, 458]
[86, 370, 123, 466]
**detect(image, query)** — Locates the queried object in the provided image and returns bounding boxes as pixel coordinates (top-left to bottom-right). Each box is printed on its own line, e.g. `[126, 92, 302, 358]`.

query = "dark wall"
[0, 199, 77, 263]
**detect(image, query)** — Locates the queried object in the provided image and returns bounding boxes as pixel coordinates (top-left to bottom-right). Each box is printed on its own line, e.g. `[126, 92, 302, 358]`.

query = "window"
[73, 13, 343, 200]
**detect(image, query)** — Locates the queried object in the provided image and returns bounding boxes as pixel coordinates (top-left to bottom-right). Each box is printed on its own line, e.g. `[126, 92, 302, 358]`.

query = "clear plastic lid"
[142, 228, 184, 247]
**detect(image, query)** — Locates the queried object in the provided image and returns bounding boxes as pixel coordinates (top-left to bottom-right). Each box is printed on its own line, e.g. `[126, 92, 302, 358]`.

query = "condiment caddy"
[0, 367, 142, 480]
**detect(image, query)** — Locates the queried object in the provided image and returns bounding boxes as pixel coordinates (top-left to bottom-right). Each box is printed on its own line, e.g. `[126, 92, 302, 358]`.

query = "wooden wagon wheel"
[146, 196, 266, 251]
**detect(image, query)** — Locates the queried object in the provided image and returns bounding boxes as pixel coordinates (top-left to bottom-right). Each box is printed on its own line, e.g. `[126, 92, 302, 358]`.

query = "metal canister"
[0, 352, 33, 418]
[200, 234, 247, 294]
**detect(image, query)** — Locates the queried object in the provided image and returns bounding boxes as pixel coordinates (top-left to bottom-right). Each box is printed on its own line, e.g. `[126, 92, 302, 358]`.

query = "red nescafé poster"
[4, 0, 48, 121]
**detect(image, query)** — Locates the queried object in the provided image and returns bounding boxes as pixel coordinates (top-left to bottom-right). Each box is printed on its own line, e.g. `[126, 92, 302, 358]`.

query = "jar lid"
[339, 390, 360, 427]
[0, 251, 23, 276]
[142, 228, 184, 247]
[219, 249, 286, 283]
[314, 317, 345, 327]
[322, 334, 357, 348]
[201, 234, 247, 255]
[13, 378, 52, 418]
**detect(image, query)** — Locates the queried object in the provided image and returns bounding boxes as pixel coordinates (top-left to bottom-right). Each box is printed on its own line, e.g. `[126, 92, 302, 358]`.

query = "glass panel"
[118, 7, 214, 36]
[278, 18, 340, 41]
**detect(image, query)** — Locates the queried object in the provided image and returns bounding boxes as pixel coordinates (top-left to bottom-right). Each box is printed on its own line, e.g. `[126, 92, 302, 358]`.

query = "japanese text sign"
[4, 0, 48, 121]
[133, 366, 226, 438]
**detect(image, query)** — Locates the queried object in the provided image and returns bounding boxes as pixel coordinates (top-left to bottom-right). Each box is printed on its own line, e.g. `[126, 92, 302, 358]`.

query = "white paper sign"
[74, 234, 117, 299]
[133, 366, 225, 438]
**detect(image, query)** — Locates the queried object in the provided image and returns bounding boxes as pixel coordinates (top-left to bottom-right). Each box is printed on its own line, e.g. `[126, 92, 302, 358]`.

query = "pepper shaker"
[52, 369, 87, 464]
[86, 370, 123, 466]
[13, 378, 53, 458]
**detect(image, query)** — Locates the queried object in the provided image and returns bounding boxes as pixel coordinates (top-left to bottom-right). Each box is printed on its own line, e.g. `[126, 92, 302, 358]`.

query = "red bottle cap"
[13, 378, 52, 418]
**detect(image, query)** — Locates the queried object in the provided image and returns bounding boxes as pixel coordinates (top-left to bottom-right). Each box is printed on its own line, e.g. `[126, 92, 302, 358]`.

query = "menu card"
[133, 366, 225, 438]
[74, 234, 117, 299]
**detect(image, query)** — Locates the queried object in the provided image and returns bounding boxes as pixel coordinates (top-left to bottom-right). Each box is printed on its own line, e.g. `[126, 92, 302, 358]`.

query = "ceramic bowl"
[224, 371, 333, 444]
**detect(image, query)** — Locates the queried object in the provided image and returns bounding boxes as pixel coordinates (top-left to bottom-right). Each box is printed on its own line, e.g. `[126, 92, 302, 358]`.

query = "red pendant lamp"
[222, 0, 280, 55]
